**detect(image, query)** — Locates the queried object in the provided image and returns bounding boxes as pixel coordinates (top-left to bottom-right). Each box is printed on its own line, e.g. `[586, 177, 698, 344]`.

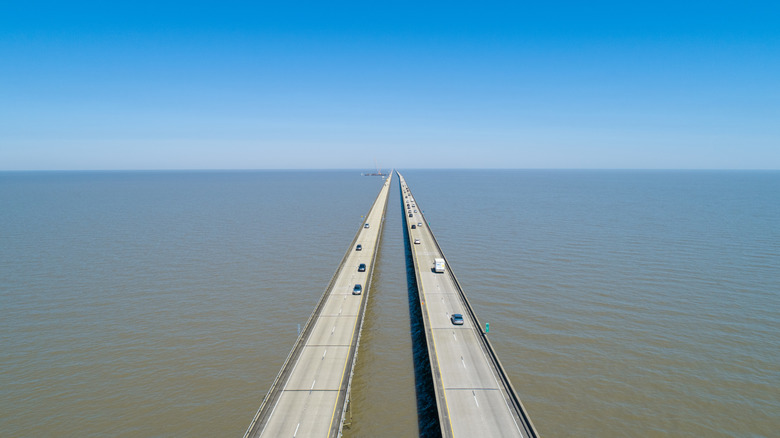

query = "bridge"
[244, 171, 538, 437]
[399, 172, 539, 438]
[243, 175, 391, 438]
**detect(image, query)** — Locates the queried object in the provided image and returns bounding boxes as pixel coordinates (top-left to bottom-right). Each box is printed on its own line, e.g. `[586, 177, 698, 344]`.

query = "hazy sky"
[1, 1, 778, 170]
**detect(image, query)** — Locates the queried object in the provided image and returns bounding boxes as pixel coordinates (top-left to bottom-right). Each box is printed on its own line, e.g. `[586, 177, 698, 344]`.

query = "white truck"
[434, 258, 446, 273]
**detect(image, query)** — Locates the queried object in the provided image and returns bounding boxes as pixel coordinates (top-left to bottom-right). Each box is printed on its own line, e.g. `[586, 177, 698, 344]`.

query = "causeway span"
[399, 172, 538, 438]
[244, 171, 538, 437]
[243, 175, 391, 437]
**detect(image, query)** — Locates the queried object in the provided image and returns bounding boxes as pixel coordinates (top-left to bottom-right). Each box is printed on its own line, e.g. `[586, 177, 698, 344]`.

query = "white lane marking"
[461, 356, 466, 369]
[294, 423, 300, 437]
[310, 380, 316, 393]
[331, 326, 335, 335]
[453, 331, 457, 341]
[473, 390, 479, 407]
[322, 350, 327, 360]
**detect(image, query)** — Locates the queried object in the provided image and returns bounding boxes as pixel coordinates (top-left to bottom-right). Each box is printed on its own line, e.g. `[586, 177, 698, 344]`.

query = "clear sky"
[1, 1, 778, 170]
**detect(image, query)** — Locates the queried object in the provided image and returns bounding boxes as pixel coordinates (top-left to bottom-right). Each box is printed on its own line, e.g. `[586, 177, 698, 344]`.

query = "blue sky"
[1, 1, 778, 170]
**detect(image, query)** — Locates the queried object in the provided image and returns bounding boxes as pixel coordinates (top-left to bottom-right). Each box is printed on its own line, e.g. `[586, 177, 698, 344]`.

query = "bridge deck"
[398, 172, 539, 438]
[244, 175, 392, 438]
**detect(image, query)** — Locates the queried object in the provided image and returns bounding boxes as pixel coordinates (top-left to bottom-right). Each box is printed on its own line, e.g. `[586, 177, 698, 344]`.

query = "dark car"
[411, 224, 416, 229]
[409, 213, 413, 217]
[358, 263, 366, 272]
[356, 244, 362, 251]
[353, 284, 363, 295]
[451, 314, 464, 325]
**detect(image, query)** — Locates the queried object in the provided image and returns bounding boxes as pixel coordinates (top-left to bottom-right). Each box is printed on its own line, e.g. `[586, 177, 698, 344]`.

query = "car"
[364, 223, 370, 228]
[417, 223, 423, 227]
[353, 284, 362, 295]
[409, 213, 413, 217]
[358, 263, 366, 272]
[450, 314, 464, 325]
[411, 224, 416, 229]
[414, 210, 417, 213]
[356, 244, 362, 251]
[414, 239, 421, 244]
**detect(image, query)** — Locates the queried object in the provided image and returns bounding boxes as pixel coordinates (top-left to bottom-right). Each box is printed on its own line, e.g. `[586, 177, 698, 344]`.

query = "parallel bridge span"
[244, 171, 539, 437]
[244, 174, 391, 438]
[398, 171, 539, 438]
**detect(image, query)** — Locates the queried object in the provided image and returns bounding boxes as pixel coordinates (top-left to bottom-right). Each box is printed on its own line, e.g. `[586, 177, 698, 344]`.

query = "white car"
[414, 239, 421, 244]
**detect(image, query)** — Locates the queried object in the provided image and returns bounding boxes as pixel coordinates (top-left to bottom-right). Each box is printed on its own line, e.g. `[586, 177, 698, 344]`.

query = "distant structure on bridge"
[362, 159, 387, 177]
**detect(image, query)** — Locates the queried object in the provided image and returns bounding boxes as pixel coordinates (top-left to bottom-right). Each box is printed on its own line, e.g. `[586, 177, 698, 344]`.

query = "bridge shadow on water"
[400, 192, 443, 438]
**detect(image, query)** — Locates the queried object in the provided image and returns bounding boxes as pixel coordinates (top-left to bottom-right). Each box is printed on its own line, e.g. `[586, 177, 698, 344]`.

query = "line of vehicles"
[353, 222, 372, 295]
[404, 183, 460, 329]
[406, 190, 421, 243]
[404, 185, 447, 274]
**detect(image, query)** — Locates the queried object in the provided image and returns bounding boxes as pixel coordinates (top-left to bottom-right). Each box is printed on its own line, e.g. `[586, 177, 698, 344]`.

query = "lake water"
[1, 170, 778, 437]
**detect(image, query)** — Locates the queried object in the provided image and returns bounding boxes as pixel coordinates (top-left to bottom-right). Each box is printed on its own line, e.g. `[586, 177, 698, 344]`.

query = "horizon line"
[2, 168, 779, 172]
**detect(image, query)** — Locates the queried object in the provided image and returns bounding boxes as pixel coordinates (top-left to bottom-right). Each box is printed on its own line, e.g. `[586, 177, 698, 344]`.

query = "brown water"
[2, 170, 778, 437]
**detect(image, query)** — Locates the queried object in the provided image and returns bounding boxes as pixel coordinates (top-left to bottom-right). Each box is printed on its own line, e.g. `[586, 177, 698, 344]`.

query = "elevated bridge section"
[398, 171, 539, 438]
[244, 174, 392, 438]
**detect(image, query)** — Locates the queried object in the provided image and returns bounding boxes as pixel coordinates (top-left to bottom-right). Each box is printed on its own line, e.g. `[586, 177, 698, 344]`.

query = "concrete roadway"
[244, 175, 392, 438]
[398, 172, 537, 438]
